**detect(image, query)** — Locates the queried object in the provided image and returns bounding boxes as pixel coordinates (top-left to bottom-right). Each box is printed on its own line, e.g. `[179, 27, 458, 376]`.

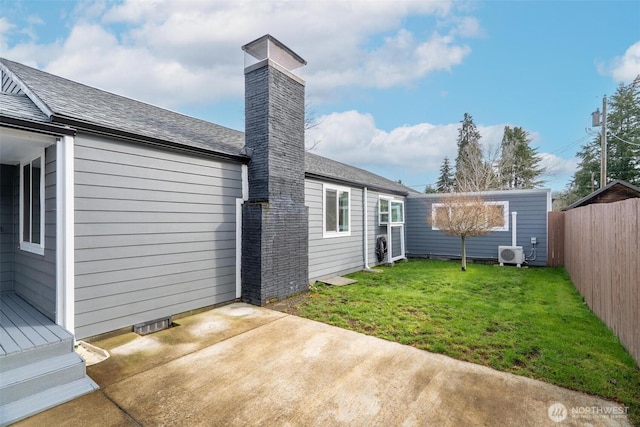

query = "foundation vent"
[134, 316, 172, 335]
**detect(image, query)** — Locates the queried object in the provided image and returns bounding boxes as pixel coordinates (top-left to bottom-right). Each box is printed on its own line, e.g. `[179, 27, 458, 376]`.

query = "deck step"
[0, 292, 99, 425]
[0, 352, 92, 405]
[0, 337, 73, 371]
[0, 377, 99, 426]
[0, 292, 75, 371]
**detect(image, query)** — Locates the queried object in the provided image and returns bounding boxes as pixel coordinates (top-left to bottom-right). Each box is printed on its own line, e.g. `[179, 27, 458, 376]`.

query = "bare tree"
[429, 194, 505, 271]
[455, 143, 501, 192]
[305, 98, 322, 151]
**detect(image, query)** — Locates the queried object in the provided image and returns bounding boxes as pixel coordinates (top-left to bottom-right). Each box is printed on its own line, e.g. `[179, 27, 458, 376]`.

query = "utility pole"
[591, 95, 607, 189]
[601, 95, 607, 188]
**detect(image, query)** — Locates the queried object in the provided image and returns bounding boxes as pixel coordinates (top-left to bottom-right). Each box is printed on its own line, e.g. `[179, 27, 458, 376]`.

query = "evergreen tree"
[436, 157, 455, 192]
[570, 137, 601, 197]
[569, 75, 640, 197]
[424, 184, 439, 194]
[606, 76, 640, 185]
[454, 113, 484, 191]
[498, 126, 545, 189]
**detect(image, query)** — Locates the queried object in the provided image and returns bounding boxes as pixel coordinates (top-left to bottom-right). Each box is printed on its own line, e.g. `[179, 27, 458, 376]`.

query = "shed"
[405, 189, 552, 266]
[563, 180, 640, 210]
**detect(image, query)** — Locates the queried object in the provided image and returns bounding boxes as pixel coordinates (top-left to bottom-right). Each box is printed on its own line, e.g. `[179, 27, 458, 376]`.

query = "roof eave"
[51, 115, 249, 164]
[304, 172, 409, 197]
[0, 114, 76, 136]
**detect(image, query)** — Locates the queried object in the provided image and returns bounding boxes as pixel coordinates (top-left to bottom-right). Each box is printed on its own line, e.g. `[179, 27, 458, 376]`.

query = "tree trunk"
[461, 236, 467, 271]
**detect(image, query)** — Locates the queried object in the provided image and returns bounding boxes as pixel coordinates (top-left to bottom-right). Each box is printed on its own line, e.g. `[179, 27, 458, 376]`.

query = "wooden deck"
[0, 292, 72, 357]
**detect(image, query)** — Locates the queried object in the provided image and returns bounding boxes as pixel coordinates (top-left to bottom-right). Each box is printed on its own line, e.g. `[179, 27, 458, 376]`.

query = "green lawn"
[281, 260, 640, 424]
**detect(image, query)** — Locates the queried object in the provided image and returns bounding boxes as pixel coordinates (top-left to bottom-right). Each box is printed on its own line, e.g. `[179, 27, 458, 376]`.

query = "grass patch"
[287, 260, 640, 424]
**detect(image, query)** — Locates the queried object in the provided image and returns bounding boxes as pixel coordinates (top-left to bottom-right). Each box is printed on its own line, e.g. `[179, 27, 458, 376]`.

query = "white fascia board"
[408, 188, 551, 199]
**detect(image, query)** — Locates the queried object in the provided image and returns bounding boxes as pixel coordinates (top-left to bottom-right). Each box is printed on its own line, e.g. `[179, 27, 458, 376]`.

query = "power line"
[609, 132, 640, 147]
[548, 134, 592, 156]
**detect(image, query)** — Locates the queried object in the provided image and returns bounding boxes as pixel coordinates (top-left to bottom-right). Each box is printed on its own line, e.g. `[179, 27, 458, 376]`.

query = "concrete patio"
[15, 303, 630, 426]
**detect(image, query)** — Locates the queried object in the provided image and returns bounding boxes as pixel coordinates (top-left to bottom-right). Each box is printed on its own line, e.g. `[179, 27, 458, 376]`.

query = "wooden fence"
[548, 198, 640, 366]
[547, 211, 564, 267]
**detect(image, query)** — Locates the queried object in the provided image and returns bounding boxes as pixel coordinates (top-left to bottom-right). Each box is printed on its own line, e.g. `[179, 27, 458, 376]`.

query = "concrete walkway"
[16, 303, 629, 426]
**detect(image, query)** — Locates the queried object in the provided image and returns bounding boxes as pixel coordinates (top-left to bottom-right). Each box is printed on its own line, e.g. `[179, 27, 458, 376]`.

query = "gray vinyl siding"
[0, 165, 16, 292]
[306, 179, 364, 281]
[405, 190, 550, 266]
[13, 145, 57, 319]
[74, 135, 242, 339]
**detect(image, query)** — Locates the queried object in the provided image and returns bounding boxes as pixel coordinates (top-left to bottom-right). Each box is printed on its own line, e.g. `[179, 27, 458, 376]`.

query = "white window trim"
[431, 200, 509, 232]
[322, 183, 351, 238]
[378, 197, 390, 225]
[379, 196, 405, 225]
[390, 200, 405, 224]
[19, 149, 46, 255]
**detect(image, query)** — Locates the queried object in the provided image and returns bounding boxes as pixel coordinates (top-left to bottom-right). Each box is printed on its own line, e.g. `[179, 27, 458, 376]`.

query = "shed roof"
[0, 57, 409, 195]
[563, 180, 640, 210]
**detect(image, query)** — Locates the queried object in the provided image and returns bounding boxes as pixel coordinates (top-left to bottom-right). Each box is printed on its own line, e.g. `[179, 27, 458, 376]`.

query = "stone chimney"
[241, 35, 309, 305]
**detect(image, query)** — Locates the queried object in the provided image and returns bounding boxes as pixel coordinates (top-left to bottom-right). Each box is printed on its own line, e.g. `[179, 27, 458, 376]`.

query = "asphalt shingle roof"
[1, 58, 409, 195]
[1, 58, 244, 156]
[0, 92, 49, 122]
[305, 152, 411, 194]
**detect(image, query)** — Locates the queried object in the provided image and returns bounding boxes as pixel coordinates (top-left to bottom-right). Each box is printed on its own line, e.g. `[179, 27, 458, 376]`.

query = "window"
[379, 198, 404, 225]
[431, 200, 509, 232]
[391, 201, 404, 223]
[20, 152, 45, 255]
[378, 199, 389, 224]
[486, 202, 507, 229]
[323, 184, 350, 237]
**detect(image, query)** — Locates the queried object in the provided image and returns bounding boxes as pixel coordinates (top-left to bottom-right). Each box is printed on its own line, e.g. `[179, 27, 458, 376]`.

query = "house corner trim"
[56, 135, 75, 333]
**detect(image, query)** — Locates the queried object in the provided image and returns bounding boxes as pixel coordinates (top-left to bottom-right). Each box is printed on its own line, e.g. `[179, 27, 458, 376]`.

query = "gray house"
[0, 35, 409, 423]
[0, 34, 552, 423]
[406, 189, 551, 267]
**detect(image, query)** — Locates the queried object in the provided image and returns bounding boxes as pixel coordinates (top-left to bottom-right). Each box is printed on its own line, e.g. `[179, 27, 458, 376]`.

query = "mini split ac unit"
[498, 246, 524, 267]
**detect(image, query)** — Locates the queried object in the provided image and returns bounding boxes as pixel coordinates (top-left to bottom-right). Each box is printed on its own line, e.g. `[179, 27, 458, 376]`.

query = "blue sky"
[1, 1, 639, 191]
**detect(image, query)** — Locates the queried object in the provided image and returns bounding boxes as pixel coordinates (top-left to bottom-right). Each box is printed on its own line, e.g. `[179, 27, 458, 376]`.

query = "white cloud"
[449, 16, 485, 38]
[538, 153, 578, 177]
[359, 30, 471, 88]
[2, 1, 481, 109]
[307, 110, 510, 175]
[41, 24, 241, 107]
[599, 41, 640, 83]
[0, 16, 62, 67]
[0, 17, 15, 43]
[307, 110, 575, 190]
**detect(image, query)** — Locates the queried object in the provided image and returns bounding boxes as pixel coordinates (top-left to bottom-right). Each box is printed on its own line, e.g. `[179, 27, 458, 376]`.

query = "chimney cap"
[242, 34, 307, 71]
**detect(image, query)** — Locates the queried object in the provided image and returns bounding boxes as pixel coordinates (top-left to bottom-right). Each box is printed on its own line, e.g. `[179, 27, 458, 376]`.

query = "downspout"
[241, 164, 249, 202]
[512, 211, 517, 246]
[235, 164, 249, 298]
[364, 187, 370, 269]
